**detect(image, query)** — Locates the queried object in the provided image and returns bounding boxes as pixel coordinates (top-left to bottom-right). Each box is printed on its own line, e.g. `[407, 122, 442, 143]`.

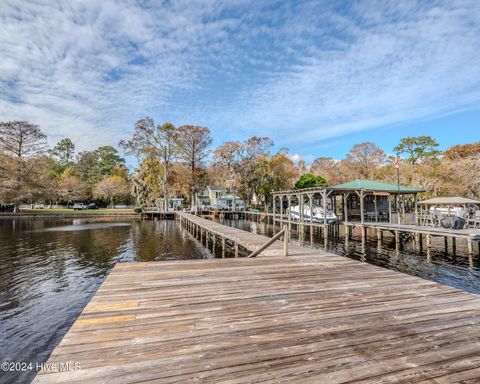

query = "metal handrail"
[248, 225, 289, 258]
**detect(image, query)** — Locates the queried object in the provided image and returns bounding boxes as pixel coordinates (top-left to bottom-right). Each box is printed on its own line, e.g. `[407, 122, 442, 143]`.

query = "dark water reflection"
[0, 218, 210, 384]
[216, 218, 480, 295]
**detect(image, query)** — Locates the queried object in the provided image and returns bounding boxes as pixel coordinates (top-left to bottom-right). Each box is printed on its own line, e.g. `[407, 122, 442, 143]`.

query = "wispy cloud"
[0, 0, 479, 152]
[237, 1, 480, 143]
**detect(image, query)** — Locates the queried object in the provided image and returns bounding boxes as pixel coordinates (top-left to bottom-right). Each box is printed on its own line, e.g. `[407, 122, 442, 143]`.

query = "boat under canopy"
[287, 205, 337, 223]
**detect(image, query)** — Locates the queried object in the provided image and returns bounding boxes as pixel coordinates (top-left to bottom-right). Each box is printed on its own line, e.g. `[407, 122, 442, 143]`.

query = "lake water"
[215, 218, 480, 295]
[2, 216, 479, 383]
[0, 218, 212, 384]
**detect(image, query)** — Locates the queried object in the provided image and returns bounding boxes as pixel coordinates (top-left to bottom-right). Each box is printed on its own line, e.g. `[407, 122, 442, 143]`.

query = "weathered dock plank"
[33, 219, 480, 383]
[178, 212, 331, 257]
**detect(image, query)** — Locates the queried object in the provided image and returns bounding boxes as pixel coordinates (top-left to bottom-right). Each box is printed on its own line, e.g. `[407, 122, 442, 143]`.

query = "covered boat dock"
[272, 180, 480, 255]
[272, 179, 424, 227]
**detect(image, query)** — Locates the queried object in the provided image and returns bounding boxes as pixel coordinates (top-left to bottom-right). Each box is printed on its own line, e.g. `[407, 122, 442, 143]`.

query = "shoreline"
[0, 213, 140, 219]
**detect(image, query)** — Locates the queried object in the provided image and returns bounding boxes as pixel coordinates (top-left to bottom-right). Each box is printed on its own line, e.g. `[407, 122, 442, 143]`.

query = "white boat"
[287, 205, 337, 223]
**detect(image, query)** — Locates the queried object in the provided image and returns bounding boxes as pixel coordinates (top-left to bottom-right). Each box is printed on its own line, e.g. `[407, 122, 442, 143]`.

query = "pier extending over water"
[34, 213, 480, 383]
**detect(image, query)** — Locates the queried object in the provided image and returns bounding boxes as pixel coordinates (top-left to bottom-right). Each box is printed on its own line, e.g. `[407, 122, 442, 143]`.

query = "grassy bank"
[2, 208, 138, 216]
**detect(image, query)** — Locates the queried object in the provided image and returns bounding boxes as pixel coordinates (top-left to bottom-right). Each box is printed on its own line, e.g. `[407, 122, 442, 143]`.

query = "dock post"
[212, 234, 216, 254]
[426, 234, 431, 248]
[283, 225, 289, 256]
[234, 242, 239, 258]
[222, 237, 226, 258]
[467, 237, 473, 255]
[395, 230, 400, 245]
[344, 224, 349, 240]
[377, 228, 381, 242]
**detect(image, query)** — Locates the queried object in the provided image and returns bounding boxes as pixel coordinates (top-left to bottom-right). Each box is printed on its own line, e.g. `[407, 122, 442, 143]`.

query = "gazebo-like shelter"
[418, 196, 480, 227]
[329, 180, 425, 224]
[272, 179, 425, 226]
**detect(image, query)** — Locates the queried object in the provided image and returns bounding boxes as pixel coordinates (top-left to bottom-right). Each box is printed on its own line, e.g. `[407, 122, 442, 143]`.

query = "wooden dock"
[178, 212, 311, 257]
[344, 222, 480, 255]
[33, 216, 480, 383]
[141, 210, 176, 220]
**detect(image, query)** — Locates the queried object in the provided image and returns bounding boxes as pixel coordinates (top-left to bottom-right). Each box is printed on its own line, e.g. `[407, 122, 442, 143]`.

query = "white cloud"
[289, 153, 315, 165]
[0, 0, 245, 149]
[236, 0, 480, 144]
[0, 0, 479, 153]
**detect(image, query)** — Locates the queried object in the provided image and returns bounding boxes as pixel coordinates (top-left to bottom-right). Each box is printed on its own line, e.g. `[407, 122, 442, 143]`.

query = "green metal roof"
[329, 179, 424, 193]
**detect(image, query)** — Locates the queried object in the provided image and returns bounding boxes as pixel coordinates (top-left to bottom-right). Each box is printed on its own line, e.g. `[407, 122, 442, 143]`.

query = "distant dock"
[140, 210, 176, 220]
[34, 214, 480, 383]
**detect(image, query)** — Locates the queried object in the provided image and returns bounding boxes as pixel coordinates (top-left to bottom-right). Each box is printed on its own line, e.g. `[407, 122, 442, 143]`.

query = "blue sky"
[0, 0, 479, 163]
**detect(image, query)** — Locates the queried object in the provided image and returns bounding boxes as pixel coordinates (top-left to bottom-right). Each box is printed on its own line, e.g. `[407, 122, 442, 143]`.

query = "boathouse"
[272, 179, 424, 225]
[329, 179, 424, 224]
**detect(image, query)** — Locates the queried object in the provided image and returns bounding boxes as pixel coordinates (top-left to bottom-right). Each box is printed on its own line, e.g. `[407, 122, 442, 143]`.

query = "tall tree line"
[0, 121, 130, 208]
[2, 119, 479, 209]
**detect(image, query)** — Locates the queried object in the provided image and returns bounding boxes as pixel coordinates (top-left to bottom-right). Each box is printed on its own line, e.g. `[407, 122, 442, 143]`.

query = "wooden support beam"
[360, 190, 365, 224]
[308, 193, 313, 224]
[395, 194, 400, 224]
[279, 195, 283, 224]
[387, 195, 392, 224]
[414, 193, 419, 225]
[344, 193, 349, 223]
[467, 237, 473, 255]
[322, 189, 327, 226]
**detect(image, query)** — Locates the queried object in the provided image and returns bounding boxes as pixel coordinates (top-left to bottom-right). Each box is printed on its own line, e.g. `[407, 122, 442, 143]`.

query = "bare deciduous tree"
[345, 142, 386, 179]
[120, 118, 177, 210]
[212, 141, 243, 210]
[93, 176, 129, 208]
[0, 121, 47, 159]
[176, 125, 212, 206]
[0, 121, 48, 205]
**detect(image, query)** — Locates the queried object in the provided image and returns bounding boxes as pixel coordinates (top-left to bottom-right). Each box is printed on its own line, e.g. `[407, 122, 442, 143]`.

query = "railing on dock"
[178, 212, 291, 258]
[248, 225, 288, 258]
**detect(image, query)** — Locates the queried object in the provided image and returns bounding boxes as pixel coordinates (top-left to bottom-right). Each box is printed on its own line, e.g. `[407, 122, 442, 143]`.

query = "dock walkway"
[177, 212, 328, 258]
[34, 215, 480, 383]
[348, 221, 480, 240]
